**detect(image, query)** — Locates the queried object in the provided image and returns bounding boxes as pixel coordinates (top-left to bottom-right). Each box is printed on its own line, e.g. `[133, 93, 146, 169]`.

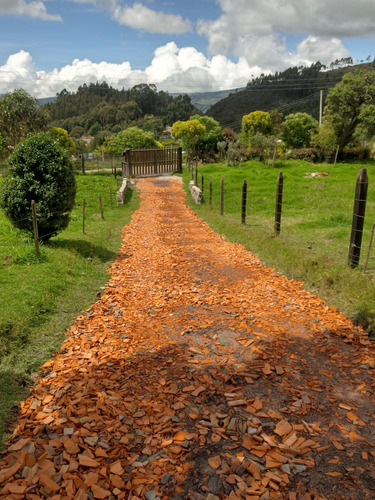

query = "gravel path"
[0, 177, 374, 500]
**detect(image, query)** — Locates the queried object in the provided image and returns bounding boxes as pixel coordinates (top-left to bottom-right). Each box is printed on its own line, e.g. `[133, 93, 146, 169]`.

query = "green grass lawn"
[0, 172, 139, 446]
[183, 159, 375, 335]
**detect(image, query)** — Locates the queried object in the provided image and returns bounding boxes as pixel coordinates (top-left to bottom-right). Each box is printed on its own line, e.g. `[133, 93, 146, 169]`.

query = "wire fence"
[0, 179, 125, 262]
[192, 166, 375, 275]
[75, 154, 124, 175]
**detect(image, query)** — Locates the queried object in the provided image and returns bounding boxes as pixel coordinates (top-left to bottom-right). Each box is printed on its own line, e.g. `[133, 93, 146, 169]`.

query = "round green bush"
[0, 132, 76, 241]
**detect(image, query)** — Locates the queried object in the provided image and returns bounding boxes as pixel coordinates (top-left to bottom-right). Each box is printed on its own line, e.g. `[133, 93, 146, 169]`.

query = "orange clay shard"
[0, 177, 374, 499]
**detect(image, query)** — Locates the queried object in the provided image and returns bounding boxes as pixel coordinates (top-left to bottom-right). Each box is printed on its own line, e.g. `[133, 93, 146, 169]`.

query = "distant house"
[81, 135, 94, 145]
[161, 126, 172, 138]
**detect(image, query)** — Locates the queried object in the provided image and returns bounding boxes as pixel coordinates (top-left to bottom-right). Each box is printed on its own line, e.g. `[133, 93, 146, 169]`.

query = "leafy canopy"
[0, 89, 50, 147]
[324, 68, 375, 151]
[281, 112, 318, 148]
[241, 111, 272, 144]
[190, 115, 223, 155]
[0, 133, 7, 159]
[171, 119, 206, 159]
[49, 127, 77, 156]
[104, 127, 158, 156]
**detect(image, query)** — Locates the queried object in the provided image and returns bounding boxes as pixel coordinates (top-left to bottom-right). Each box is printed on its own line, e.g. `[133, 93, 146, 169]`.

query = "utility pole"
[319, 90, 323, 126]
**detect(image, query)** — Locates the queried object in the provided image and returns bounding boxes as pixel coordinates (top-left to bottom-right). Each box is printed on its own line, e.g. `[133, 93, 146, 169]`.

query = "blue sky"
[0, 0, 374, 97]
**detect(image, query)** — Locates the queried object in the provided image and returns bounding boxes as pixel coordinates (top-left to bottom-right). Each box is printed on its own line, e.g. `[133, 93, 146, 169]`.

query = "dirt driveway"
[0, 177, 374, 499]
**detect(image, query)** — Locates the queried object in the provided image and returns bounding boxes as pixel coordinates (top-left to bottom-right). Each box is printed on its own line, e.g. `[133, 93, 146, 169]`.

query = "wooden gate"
[122, 147, 182, 177]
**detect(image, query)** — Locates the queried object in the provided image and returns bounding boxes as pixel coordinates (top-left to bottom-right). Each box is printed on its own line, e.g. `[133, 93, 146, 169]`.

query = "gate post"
[122, 149, 132, 177]
[177, 147, 182, 173]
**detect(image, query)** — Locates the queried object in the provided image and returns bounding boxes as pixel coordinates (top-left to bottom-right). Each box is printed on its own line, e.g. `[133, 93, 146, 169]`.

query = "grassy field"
[0, 172, 139, 446]
[182, 159, 375, 335]
[74, 156, 123, 174]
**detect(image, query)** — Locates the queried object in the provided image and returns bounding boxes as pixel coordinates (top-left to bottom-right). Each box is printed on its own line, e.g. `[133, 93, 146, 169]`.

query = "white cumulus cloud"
[65, 1, 192, 34]
[113, 2, 192, 34]
[0, 45, 255, 98]
[197, 0, 374, 70]
[0, 0, 61, 21]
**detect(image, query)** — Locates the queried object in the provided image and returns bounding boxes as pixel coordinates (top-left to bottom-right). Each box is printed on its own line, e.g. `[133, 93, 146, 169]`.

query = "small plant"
[0, 132, 76, 241]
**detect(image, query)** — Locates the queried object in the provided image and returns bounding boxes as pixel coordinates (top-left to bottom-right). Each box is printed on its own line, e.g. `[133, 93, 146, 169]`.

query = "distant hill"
[206, 62, 375, 130]
[38, 96, 56, 106]
[37, 89, 235, 114]
[172, 88, 245, 113]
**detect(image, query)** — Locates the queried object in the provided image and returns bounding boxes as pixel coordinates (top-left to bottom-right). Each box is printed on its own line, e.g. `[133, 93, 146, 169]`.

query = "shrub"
[285, 148, 319, 163]
[226, 142, 242, 166]
[338, 146, 371, 161]
[282, 113, 319, 148]
[0, 133, 76, 241]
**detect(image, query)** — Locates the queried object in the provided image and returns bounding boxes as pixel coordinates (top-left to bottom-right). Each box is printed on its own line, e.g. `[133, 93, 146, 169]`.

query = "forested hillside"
[45, 82, 200, 136]
[206, 61, 375, 130]
[176, 88, 245, 113]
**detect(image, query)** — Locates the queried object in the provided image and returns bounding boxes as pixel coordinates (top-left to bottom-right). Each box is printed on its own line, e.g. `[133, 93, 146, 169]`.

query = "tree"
[0, 89, 50, 147]
[90, 102, 117, 128]
[324, 69, 375, 151]
[251, 133, 276, 163]
[0, 133, 7, 159]
[70, 126, 86, 139]
[171, 119, 206, 163]
[166, 94, 197, 124]
[0, 133, 76, 241]
[269, 110, 284, 135]
[49, 127, 77, 156]
[282, 112, 318, 148]
[104, 127, 158, 156]
[139, 114, 164, 137]
[190, 115, 223, 157]
[116, 101, 142, 124]
[89, 123, 102, 136]
[354, 104, 375, 142]
[241, 111, 272, 145]
[311, 121, 338, 160]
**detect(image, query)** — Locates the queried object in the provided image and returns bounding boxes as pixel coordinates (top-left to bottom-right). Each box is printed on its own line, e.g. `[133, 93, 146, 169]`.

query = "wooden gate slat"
[122, 147, 182, 177]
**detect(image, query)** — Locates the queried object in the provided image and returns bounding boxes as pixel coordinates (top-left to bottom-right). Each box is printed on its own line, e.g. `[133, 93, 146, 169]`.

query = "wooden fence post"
[201, 175, 204, 194]
[220, 177, 224, 216]
[31, 200, 40, 259]
[241, 179, 247, 224]
[99, 194, 104, 220]
[348, 168, 368, 268]
[195, 163, 198, 186]
[275, 172, 283, 235]
[363, 222, 375, 273]
[209, 176, 212, 206]
[83, 197, 86, 234]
